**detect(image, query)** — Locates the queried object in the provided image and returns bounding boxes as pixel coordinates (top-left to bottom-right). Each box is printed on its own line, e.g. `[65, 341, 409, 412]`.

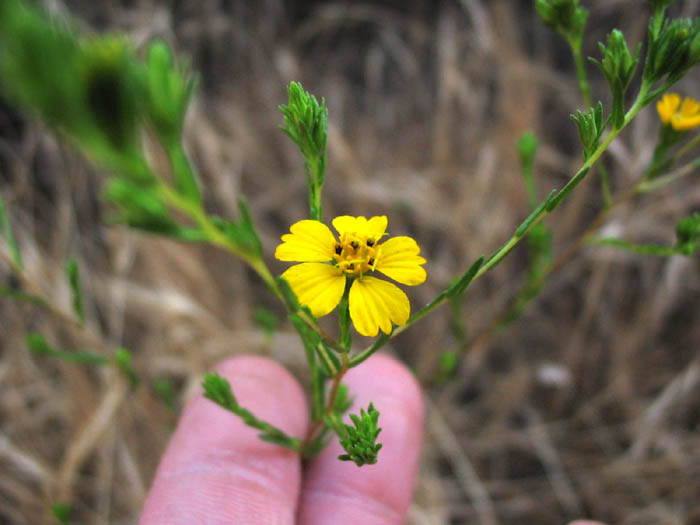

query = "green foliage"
[535, 0, 588, 45]
[104, 177, 181, 236]
[153, 378, 177, 412]
[644, 124, 684, 179]
[65, 259, 85, 325]
[333, 403, 383, 467]
[212, 198, 263, 259]
[517, 132, 539, 207]
[0, 187, 23, 269]
[590, 237, 679, 256]
[280, 82, 328, 221]
[50, 502, 70, 525]
[290, 313, 340, 377]
[648, 0, 674, 10]
[571, 102, 608, 160]
[437, 351, 459, 381]
[26, 332, 108, 365]
[590, 31, 640, 129]
[445, 256, 485, 299]
[0, 285, 47, 307]
[144, 39, 196, 144]
[644, 18, 700, 86]
[253, 307, 279, 338]
[675, 213, 700, 255]
[115, 347, 139, 388]
[202, 373, 301, 451]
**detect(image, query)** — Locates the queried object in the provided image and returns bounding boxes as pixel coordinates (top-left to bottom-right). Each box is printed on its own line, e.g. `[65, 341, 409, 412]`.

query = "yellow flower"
[657, 93, 700, 131]
[275, 215, 427, 337]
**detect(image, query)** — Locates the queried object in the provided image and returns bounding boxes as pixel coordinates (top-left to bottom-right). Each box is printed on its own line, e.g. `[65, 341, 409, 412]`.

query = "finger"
[298, 353, 424, 525]
[141, 355, 309, 525]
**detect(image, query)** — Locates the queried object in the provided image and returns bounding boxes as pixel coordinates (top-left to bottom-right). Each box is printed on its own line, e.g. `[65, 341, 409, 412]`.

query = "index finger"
[140, 355, 309, 525]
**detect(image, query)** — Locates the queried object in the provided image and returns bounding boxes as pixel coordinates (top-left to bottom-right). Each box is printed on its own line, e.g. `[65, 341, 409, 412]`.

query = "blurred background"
[1, 0, 700, 523]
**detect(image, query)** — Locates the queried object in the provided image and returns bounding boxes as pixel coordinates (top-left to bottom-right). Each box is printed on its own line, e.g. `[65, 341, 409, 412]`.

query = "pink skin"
[140, 354, 424, 524]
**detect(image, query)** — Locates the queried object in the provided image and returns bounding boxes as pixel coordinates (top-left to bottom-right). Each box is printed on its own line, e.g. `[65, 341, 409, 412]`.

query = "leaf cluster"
[675, 213, 700, 255]
[332, 403, 383, 467]
[535, 0, 588, 45]
[590, 31, 640, 129]
[571, 102, 608, 160]
[280, 82, 328, 220]
[645, 18, 700, 86]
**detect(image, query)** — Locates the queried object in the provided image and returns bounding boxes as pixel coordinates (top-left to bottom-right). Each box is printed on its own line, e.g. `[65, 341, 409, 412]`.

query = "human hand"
[141, 354, 424, 524]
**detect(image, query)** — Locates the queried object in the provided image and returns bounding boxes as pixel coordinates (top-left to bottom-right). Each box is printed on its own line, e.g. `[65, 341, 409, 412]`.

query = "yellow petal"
[657, 93, 680, 124]
[281, 263, 345, 318]
[375, 236, 427, 286]
[680, 97, 700, 118]
[672, 113, 700, 131]
[275, 220, 337, 262]
[349, 276, 410, 337]
[332, 215, 387, 239]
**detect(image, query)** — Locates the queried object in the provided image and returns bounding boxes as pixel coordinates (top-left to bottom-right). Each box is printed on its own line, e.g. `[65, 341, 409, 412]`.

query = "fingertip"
[141, 355, 308, 525]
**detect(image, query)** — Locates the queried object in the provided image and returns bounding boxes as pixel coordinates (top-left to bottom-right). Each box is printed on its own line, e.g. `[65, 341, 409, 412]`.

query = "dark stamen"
[368, 258, 375, 266]
[335, 244, 342, 255]
[367, 239, 375, 247]
[347, 263, 355, 270]
[350, 241, 359, 250]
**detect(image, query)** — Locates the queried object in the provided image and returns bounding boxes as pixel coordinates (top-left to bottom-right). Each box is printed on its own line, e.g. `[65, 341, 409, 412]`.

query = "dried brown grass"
[1, 0, 700, 523]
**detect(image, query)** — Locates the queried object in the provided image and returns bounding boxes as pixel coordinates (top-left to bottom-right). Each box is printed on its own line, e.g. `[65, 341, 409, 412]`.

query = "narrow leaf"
[0, 187, 23, 269]
[65, 258, 84, 324]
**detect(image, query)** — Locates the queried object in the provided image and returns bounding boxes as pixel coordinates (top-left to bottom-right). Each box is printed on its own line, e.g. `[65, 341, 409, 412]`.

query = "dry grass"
[1, 0, 700, 523]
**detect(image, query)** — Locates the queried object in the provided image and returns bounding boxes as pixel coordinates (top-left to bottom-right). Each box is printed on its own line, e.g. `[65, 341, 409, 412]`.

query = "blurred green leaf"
[0, 187, 23, 269]
[27, 332, 108, 365]
[65, 258, 84, 325]
[202, 372, 301, 451]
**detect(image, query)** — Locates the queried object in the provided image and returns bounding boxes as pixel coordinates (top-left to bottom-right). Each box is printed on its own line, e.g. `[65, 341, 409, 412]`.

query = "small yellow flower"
[275, 215, 427, 337]
[657, 93, 700, 131]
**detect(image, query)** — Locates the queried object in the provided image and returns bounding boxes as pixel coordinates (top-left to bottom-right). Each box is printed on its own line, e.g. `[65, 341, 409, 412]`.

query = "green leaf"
[202, 372, 301, 451]
[675, 212, 700, 255]
[333, 403, 383, 467]
[446, 256, 484, 299]
[114, 347, 139, 388]
[517, 131, 539, 208]
[644, 18, 700, 85]
[589, 237, 679, 256]
[209, 198, 263, 259]
[289, 313, 340, 376]
[50, 502, 70, 525]
[590, 31, 640, 129]
[515, 190, 557, 237]
[105, 177, 182, 236]
[535, 0, 588, 44]
[0, 285, 47, 307]
[65, 258, 85, 325]
[153, 378, 176, 412]
[144, 39, 197, 144]
[26, 332, 108, 365]
[253, 307, 279, 338]
[571, 102, 607, 160]
[0, 187, 23, 269]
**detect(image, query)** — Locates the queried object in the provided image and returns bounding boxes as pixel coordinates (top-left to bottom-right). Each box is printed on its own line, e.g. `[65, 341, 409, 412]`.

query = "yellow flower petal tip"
[276, 215, 426, 336]
[657, 93, 700, 131]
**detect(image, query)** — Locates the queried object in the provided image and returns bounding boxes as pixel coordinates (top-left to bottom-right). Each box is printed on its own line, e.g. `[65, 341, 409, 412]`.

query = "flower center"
[333, 232, 381, 275]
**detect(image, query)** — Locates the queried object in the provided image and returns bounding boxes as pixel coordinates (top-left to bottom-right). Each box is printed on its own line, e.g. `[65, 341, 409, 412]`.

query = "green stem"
[338, 280, 352, 351]
[570, 40, 593, 108]
[156, 180, 343, 352]
[349, 84, 651, 367]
